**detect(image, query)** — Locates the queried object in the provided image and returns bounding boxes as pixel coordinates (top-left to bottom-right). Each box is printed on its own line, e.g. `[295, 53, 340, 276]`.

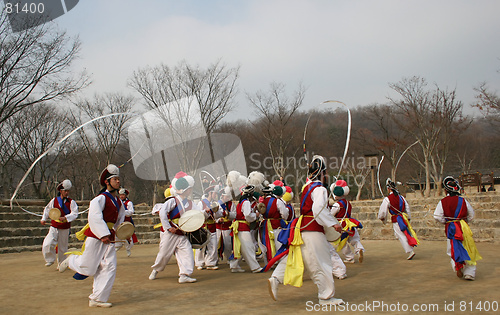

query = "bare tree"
[129, 59, 240, 176]
[69, 93, 135, 189]
[474, 82, 500, 125]
[246, 82, 305, 179]
[389, 77, 469, 196]
[357, 104, 412, 181]
[0, 11, 90, 125]
[9, 103, 71, 198]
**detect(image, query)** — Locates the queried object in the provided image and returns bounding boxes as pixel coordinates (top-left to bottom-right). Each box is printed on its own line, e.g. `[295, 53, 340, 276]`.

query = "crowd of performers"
[40, 159, 482, 308]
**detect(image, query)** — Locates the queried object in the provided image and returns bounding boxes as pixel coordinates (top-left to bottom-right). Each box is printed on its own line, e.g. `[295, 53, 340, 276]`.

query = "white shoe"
[196, 266, 204, 270]
[58, 256, 71, 273]
[319, 297, 344, 306]
[407, 251, 415, 260]
[343, 259, 355, 264]
[231, 268, 246, 273]
[149, 270, 158, 280]
[252, 267, 263, 273]
[206, 266, 219, 270]
[178, 275, 197, 283]
[464, 274, 475, 281]
[126, 249, 131, 257]
[45, 262, 54, 267]
[89, 299, 112, 308]
[337, 274, 347, 280]
[268, 277, 279, 301]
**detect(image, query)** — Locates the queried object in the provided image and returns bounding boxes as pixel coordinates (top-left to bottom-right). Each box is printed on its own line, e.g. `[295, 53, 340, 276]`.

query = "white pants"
[195, 231, 218, 267]
[114, 238, 134, 252]
[42, 226, 70, 264]
[341, 229, 365, 261]
[151, 231, 194, 276]
[258, 228, 284, 264]
[328, 243, 347, 277]
[272, 231, 336, 301]
[216, 228, 232, 263]
[392, 223, 414, 253]
[229, 231, 261, 271]
[68, 237, 117, 303]
[447, 240, 476, 277]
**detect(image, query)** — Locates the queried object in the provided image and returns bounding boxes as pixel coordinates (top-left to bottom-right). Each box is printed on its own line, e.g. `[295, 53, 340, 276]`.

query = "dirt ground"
[0, 240, 498, 315]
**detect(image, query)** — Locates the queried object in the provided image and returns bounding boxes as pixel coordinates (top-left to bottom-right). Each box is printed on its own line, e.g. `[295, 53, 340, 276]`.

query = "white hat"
[57, 179, 72, 191]
[100, 164, 119, 186]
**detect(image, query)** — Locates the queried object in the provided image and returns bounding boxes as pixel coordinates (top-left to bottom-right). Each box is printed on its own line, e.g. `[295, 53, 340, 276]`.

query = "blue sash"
[300, 182, 321, 210]
[56, 197, 70, 215]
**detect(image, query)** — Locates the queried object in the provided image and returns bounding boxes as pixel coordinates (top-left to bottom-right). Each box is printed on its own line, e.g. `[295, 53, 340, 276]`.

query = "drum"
[178, 210, 205, 232]
[186, 228, 211, 249]
[324, 226, 341, 242]
[256, 202, 266, 214]
[48, 208, 61, 221]
[115, 222, 135, 239]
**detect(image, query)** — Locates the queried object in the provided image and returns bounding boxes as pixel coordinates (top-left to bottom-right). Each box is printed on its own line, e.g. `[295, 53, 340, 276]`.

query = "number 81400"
[5, 2, 45, 14]
[460, 301, 498, 312]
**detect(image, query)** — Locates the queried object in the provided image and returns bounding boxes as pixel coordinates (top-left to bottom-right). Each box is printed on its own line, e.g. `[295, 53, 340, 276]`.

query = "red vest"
[84, 193, 122, 241]
[262, 196, 282, 229]
[300, 182, 324, 232]
[335, 199, 352, 219]
[50, 197, 72, 229]
[216, 201, 233, 230]
[235, 199, 251, 232]
[441, 196, 468, 220]
[388, 193, 406, 223]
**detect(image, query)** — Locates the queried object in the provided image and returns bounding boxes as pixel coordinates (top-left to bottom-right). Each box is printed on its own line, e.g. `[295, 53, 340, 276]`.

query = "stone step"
[0, 230, 161, 250]
[0, 221, 159, 241]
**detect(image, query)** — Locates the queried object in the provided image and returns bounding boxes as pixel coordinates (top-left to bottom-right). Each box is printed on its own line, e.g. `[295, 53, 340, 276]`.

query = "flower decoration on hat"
[330, 179, 350, 197]
[172, 171, 194, 195]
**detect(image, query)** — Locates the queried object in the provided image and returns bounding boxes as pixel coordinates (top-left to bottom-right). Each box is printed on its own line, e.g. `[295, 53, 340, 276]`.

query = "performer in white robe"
[149, 172, 199, 284]
[215, 186, 236, 264]
[229, 185, 263, 273]
[115, 188, 136, 256]
[195, 185, 222, 270]
[59, 164, 125, 308]
[40, 179, 78, 267]
[268, 155, 345, 306]
[378, 179, 418, 260]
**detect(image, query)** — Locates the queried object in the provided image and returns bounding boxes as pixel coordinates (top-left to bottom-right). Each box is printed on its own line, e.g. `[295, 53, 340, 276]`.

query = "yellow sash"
[266, 220, 277, 258]
[402, 213, 420, 245]
[153, 218, 179, 229]
[332, 218, 358, 251]
[284, 215, 304, 287]
[68, 222, 115, 255]
[230, 220, 247, 259]
[460, 220, 482, 265]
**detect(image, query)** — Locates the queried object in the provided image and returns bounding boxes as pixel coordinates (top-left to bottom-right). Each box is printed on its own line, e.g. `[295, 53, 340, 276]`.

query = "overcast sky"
[55, 0, 500, 120]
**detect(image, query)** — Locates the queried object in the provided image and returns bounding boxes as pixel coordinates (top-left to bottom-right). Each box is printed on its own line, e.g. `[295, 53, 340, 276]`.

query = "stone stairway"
[1, 192, 498, 253]
[0, 201, 161, 254]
